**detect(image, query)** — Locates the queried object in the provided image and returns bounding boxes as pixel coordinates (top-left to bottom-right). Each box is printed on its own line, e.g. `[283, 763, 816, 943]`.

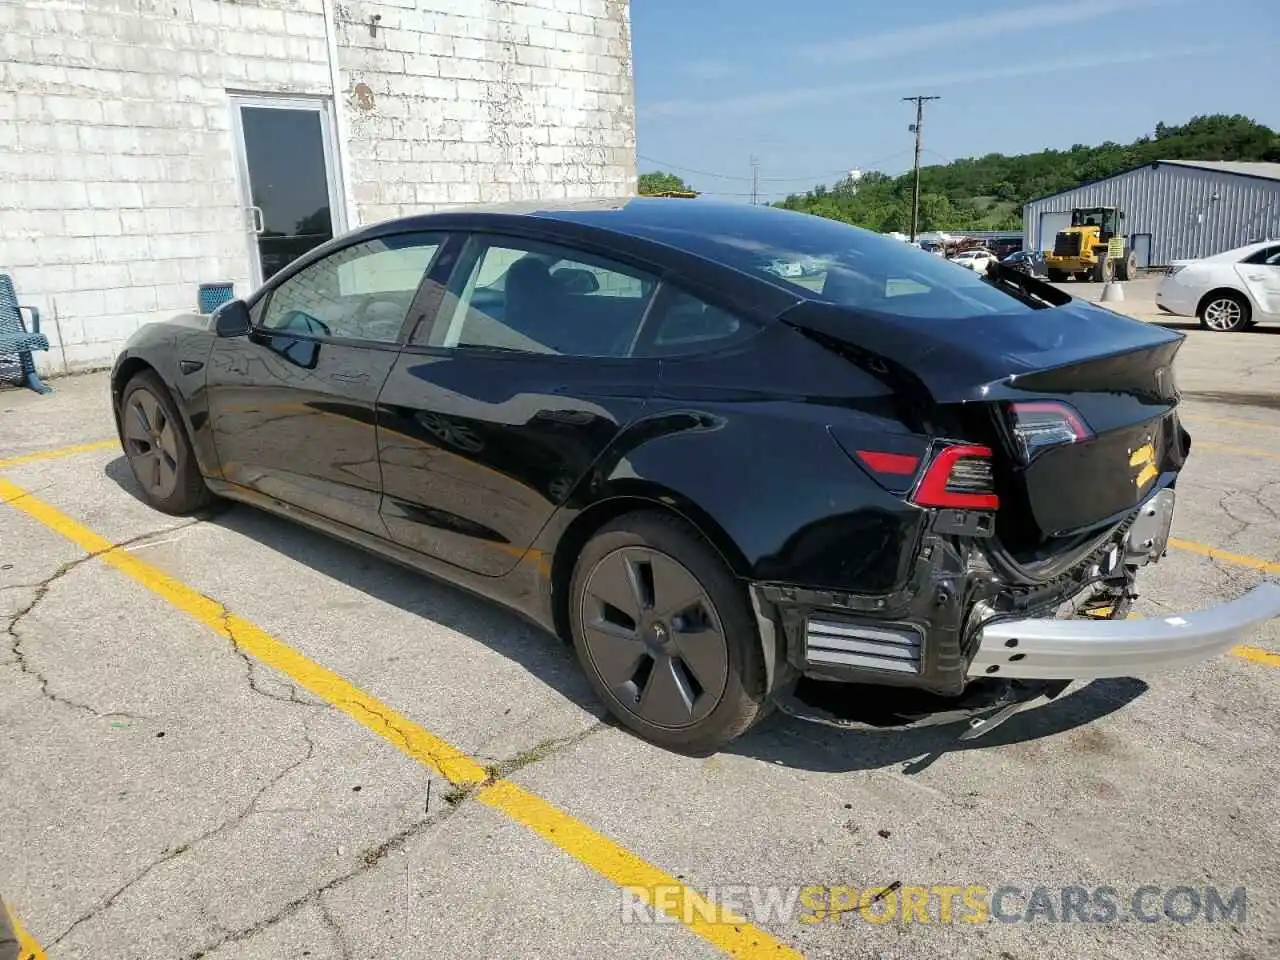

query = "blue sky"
[630, 0, 1280, 202]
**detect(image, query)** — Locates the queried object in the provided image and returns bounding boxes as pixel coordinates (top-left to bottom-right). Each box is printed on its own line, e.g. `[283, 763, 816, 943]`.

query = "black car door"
[376, 233, 662, 576]
[205, 231, 447, 537]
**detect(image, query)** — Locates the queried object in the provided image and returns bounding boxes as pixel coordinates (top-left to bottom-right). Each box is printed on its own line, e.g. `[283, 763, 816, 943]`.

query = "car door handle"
[332, 371, 369, 384]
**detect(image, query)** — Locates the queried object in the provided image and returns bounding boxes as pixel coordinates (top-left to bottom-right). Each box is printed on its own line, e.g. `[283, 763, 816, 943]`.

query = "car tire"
[568, 511, 768, 755]
[119, 370, 213, 515]
[1198, 291, 1251, 332]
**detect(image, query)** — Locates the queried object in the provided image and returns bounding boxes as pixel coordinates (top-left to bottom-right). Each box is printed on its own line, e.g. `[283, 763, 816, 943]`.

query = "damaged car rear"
[556, 201, 1280, 752]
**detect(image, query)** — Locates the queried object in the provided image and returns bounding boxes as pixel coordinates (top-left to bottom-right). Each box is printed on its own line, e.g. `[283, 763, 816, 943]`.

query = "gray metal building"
[1021, 160, 1280, 268]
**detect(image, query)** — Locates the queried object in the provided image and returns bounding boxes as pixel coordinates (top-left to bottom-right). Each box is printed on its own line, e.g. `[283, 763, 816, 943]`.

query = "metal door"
[1038, 212, 1071, 252]
[230, 94, 347, 288]
[1130, 233, 1152, 269]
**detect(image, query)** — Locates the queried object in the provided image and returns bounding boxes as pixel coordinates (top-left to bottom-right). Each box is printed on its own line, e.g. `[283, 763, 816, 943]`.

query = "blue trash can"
[197, 282, 236, 314]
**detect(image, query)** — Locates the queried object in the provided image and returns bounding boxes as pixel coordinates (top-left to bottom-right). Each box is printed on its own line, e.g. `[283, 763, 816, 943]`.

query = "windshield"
[638, 209, 1044, 319]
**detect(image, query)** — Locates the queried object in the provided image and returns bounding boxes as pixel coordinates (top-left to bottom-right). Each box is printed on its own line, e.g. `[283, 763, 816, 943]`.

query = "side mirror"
[213, 299, 252, 338]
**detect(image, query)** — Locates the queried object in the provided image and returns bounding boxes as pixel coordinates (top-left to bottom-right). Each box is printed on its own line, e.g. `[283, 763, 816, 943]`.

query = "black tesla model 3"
[111, 198, 1280, 754]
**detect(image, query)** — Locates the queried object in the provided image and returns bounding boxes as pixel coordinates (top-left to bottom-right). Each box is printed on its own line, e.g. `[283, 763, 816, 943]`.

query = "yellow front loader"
[1044, 206, 1138, 282]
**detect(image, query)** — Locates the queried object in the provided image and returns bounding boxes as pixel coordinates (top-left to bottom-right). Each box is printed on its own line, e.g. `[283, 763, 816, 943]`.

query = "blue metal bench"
[0, 274, 51, 394]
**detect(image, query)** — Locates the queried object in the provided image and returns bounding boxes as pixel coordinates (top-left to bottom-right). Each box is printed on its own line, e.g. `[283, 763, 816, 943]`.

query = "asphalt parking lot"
[2, 311, 1279, 960]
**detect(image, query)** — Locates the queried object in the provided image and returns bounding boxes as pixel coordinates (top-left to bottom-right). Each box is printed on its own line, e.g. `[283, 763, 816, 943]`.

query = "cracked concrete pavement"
[1, 322, 1279, 960]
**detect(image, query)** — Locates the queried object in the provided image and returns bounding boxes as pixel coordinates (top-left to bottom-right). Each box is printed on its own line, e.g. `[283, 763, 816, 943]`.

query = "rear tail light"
[1008, 401, 1093, 461]
[911, 444, 999, 511]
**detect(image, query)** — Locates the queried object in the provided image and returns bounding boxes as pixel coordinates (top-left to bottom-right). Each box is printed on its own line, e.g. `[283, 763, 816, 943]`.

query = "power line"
[903, 95, 941, 242]
[635, 151, 912, 185]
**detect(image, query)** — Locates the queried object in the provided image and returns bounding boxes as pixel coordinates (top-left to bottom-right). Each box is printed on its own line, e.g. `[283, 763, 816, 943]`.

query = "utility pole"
[749, 155, 760, 206]
[902, 95, 940, 242]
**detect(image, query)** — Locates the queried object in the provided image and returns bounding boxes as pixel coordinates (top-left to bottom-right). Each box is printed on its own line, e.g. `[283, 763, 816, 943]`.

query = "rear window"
[633, 209, 1044, 320]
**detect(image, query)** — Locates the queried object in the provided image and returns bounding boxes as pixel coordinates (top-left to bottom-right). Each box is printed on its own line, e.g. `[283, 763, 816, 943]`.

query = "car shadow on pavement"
[105, 456, 1147, 774]
[103, 457, 609, 726]
[729, 677, 1148, 775]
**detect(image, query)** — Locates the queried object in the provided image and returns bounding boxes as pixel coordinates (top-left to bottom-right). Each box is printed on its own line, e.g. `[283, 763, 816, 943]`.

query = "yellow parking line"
[0, 476, 801, 960]
[1168, 537, 1280, 576]
[1233, 645, 1280, 667]
[0, 439, 117, 471]
[1192, 440, 1280, 461]
[4, 902, 47, 960]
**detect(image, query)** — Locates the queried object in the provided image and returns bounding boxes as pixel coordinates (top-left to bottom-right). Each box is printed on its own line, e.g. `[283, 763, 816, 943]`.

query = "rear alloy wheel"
[569, 512, 767, 754]
[1199, 292, 1251, 332]
[120, 371, 212, 514]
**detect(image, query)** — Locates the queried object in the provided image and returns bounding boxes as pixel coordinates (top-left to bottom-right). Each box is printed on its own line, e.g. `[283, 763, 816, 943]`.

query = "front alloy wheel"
[123, 386, 181, 501]
[119, 370, 212, 515]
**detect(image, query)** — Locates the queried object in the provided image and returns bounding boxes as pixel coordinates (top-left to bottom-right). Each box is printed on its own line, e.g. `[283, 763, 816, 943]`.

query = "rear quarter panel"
[540, 323, 931, 595]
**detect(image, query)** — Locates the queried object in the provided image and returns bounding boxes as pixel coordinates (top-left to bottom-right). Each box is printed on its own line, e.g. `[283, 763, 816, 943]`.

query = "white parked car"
[949, 249, 996, 273]
[1155, 239, 1280, 332]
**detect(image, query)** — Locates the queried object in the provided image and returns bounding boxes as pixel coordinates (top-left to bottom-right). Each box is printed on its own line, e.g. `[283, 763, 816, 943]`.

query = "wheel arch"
[111, 355, 161, 431]
[111, 352, 214, 476]
[1196, 286, 1251, 318]
[547, 488, 752, 645]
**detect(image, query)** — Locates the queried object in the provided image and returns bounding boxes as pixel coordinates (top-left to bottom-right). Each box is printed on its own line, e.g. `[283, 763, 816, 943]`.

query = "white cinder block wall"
[0, 0, 636, 375]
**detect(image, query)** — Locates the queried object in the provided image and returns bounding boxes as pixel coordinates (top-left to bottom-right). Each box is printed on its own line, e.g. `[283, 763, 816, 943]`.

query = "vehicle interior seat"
[502, 257, 565, 348]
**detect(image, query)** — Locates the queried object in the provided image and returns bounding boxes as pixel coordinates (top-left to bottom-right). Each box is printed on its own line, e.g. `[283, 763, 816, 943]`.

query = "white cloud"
[642, 43, 1226, 120]
[795, 0, 1178, 64]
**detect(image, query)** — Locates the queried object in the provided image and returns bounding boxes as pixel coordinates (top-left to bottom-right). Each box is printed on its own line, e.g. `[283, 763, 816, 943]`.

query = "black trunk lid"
[781, 297, 1188, 549]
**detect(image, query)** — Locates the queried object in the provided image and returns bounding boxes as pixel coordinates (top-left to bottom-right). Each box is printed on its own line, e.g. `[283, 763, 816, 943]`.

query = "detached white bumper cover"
[968, 583, 1280, 680]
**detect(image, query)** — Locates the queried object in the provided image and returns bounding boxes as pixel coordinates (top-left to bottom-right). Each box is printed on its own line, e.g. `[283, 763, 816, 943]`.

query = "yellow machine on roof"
[1045, 206, 1138, 283]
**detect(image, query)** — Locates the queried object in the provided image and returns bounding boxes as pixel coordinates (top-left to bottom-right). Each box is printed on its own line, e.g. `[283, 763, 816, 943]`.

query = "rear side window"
[420, 236, 659, 357]
[633, 289, 755, 358]
[1243, 245, 1280, 266]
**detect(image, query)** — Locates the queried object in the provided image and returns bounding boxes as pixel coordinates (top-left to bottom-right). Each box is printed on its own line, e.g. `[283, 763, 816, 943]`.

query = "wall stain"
[352, 82, 375, 111]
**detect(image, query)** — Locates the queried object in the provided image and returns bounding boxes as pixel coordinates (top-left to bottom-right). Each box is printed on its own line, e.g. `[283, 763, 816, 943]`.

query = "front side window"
[261, 233, 443, 343]
[421, 237, 659, 357]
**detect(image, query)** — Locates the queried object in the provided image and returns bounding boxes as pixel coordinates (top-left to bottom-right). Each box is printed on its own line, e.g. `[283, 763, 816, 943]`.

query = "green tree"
[638, 171, 696, 195]
[771, 114, 1279, 232]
